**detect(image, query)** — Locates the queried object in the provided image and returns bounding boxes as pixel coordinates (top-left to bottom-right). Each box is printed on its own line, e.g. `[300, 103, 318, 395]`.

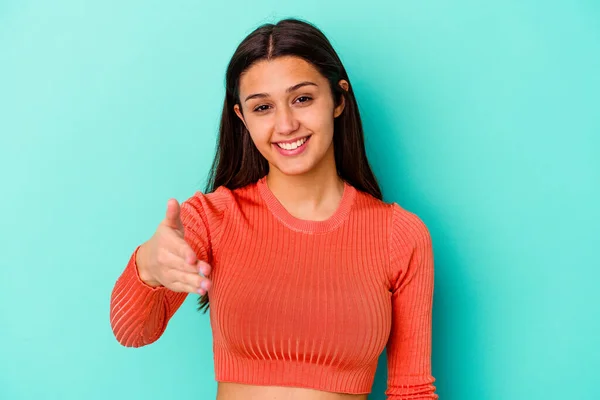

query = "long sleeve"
[109, 191, 222, 347]
[385, 204, 438, 399]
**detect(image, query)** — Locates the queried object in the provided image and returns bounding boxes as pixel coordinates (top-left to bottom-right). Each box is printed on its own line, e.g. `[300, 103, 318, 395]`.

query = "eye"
[295, 96, 312, 104]
[253, 104, 271, 113]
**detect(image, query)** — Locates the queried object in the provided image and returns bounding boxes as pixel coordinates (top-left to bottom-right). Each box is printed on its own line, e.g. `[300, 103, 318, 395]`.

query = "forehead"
[238, 56, 325, 96]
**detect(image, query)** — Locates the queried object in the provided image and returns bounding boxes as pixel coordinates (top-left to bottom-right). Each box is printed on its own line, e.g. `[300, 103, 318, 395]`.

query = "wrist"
[135, 244, 162, 287]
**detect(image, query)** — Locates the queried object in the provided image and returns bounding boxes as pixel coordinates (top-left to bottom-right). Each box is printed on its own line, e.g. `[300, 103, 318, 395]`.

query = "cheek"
[301, 108, 334, 137]
[245, 118, 272, 144]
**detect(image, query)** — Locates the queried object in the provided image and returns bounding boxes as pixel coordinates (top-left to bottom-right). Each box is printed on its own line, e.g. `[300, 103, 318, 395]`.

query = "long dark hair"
[197, 18, 381, 313]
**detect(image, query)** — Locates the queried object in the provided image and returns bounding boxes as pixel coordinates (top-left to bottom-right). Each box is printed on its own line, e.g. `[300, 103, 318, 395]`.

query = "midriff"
[216, 382, 369, 400]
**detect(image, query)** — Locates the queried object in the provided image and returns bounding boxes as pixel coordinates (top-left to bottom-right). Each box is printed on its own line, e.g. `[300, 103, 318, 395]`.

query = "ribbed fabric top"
[110, 176, 438, 399]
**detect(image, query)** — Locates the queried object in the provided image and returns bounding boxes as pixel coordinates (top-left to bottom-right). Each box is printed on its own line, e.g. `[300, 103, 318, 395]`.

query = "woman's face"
[234, 56, 347, 177]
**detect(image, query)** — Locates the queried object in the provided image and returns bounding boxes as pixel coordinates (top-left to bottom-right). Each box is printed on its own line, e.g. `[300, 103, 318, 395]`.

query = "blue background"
[1, 1, 598, 399]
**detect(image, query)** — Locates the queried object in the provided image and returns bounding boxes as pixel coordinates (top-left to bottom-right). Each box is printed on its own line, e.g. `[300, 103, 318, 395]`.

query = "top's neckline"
[256, 175, 356, 234]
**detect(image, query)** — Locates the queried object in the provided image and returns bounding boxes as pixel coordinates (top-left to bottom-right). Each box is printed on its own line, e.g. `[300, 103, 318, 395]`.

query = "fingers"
[164, 198, 184, 233]
[177, 243, 197, 265]
[197, 260, 212, 277]
[157, 251, 213, 294]
[160, 250, 201, 274]
[169, 269, 213, 295]
[169, 240, 212, 276]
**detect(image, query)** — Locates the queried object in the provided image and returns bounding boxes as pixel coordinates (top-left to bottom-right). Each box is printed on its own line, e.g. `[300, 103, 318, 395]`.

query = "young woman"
[110, 18, 438, 400]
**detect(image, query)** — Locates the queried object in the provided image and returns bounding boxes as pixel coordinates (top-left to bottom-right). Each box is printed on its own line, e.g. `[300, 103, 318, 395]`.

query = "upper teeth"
[277, 137, 307, 150]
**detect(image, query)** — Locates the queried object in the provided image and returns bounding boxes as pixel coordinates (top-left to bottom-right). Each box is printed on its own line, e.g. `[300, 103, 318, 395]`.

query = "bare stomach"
[216, 382, 369, 400]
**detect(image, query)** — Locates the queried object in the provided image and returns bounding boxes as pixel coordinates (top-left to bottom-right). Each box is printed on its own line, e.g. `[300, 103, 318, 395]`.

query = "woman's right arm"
[109, 196, 215, 348]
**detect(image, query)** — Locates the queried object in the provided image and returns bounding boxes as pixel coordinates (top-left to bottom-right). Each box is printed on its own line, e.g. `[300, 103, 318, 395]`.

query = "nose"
[274, 105, 299, 136]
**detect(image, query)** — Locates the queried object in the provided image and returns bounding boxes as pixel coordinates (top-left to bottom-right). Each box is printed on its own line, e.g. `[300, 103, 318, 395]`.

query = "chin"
[272, 161, 316, 176]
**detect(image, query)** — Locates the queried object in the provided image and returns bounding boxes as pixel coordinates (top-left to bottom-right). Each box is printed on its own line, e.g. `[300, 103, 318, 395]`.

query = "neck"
[266, 152, 345, 221]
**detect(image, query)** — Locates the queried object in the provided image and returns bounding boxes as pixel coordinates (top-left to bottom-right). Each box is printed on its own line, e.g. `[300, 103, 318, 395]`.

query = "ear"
[333, 80, 349, 118]
[233, 104, 248, 129]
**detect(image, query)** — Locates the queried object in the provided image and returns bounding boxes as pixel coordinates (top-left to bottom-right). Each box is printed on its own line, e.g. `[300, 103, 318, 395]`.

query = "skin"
[218, 56, 368, 400]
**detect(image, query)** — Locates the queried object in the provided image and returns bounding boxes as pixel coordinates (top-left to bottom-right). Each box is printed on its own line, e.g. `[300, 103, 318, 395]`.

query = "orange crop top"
[109, 176, 438, 399]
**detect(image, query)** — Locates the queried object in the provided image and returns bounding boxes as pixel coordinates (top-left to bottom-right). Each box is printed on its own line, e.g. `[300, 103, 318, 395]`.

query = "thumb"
[164, 198, 184, 233]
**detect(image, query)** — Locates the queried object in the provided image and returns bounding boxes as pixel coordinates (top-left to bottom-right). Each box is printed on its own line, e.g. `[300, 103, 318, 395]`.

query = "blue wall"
[1, 1, 598, 399]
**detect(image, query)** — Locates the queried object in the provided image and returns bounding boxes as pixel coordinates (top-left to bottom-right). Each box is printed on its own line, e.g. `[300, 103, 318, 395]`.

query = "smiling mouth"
[272, 135, 312, 156]
[274, 135, 311, 150]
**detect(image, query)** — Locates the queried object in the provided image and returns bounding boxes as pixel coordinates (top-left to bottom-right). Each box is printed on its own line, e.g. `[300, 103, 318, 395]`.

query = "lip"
[273, 135, 311, 156]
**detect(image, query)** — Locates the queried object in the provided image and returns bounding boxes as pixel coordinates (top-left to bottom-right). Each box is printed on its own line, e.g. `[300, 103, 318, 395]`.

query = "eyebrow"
[244, 81, 318, 102]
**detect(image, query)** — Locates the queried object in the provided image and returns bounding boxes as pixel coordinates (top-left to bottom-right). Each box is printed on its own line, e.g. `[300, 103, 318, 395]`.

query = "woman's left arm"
[385, 204, 439, 400]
